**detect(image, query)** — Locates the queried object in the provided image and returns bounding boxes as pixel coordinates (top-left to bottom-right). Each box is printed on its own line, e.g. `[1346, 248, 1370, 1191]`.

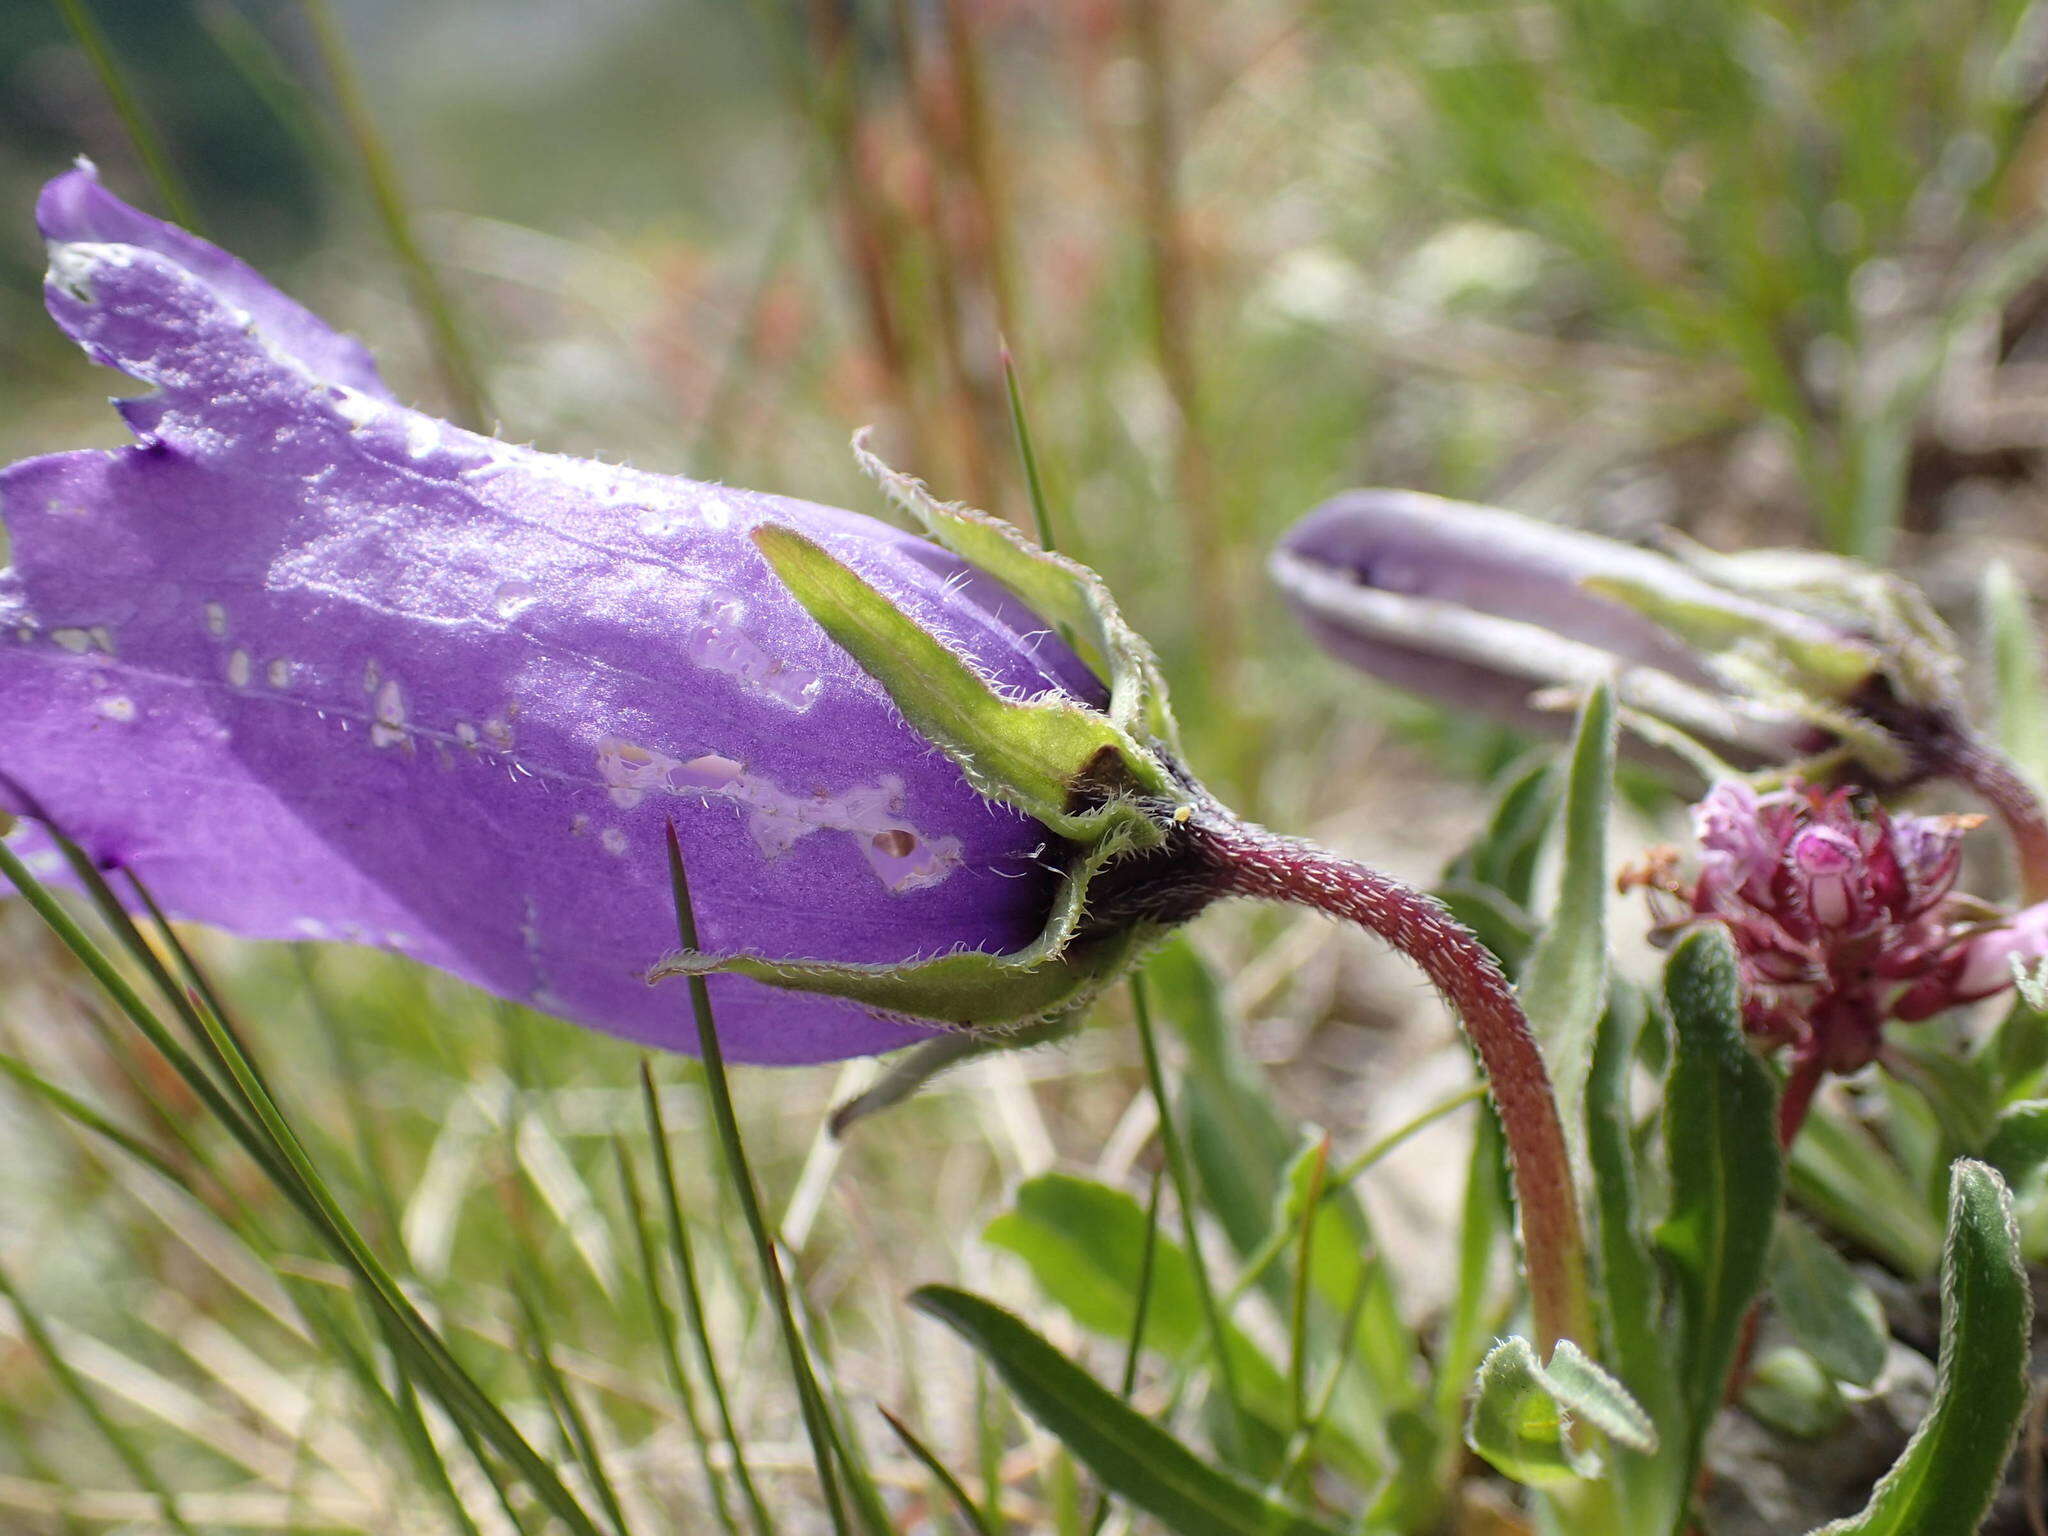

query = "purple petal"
[39, 162, 394, 407]
[2, 173, 1102, 1065]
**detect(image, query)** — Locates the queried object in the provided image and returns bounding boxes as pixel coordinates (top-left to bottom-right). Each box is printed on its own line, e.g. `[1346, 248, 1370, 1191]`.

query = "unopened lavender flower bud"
[1270, 490, 1823, 769]
[1276, 489, 2048, 898]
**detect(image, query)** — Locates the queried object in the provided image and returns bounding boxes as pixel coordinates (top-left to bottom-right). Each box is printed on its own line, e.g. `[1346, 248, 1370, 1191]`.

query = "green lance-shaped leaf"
[1769, 1216, 1889, 1389]
[1464, 1336, 1656, 1489]
[1656, 927, 1783, 1505]
[752, 523, 1177, 839]
[1807, 1161, 2033, 1536]
[911, 1285, 1347, 1536]
[1521, 679, 1614, 1178]
[1984, 1098, 2048, 1188]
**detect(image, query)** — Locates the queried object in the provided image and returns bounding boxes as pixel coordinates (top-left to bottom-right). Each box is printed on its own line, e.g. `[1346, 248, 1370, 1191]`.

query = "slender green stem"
[664, 826, 851, 1536]
[1001, 343, 1058, 551]
[614, 1139, 749, 1536]
[638, 1064, 776, 1536]
[50, 0, 203, 230]
[1287, 1137, 1330, 1433]
[1130, 972, 1246, 1431]
[1085, 1166, 1163, 1536]
[878, 1405, 995, 1536]
[298, 0, 492, 429]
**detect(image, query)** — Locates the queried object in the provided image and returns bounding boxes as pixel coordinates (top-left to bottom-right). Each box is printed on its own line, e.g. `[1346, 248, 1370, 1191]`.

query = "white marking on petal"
[593, 737, 961, 891]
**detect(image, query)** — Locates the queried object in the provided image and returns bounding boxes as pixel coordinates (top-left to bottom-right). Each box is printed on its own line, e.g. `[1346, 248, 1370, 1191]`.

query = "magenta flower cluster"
[1636, 779, 2048, 1134]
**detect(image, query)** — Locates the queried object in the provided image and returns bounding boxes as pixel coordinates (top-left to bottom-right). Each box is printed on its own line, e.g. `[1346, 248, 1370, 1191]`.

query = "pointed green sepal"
[648, 837, 1163, 1031]
[852, 430, 1182, 750]
[752, 523, 1178, 843]
[1582, 573, 1883, 698]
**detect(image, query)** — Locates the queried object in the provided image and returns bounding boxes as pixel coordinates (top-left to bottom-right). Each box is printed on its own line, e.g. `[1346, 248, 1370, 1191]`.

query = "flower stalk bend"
[1186, 812, 1594, 1359]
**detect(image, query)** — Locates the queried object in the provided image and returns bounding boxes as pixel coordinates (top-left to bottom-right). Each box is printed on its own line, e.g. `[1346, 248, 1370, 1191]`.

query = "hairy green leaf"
[1808, 1161, 2032, 1536]
[1521, 681, 1615, 1174]
[1464, 1336, 1655, 1488]
[1656, 927, 1782, 1503]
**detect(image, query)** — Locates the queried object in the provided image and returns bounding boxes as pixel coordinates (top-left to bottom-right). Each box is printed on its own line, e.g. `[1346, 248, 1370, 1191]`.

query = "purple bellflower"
[1274, 490, 2048, 899]
[1, 165, 1126, 1065]
[1627, 779, 2048, 1142]
[2, 169, 1599, 1352]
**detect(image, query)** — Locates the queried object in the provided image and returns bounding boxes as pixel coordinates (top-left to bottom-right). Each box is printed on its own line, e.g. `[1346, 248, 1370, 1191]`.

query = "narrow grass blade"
[1131, 972, 1246, 1437]
[912, 1286, 1346, 1536]
[0, 1050, 183, 1184]
[878, 1405, 994, 1536]
[515, 1278, 632, 1536]
[639, 1064, 774, 1536]
[1000, 343, 1058, 551]
[0, 841, 609, 1536]
[614, 1139, 747, 1536]
[51, 0, 203, 229]
[1809, 1161, 2033, 1535]
[664, 826, 853, 1536]
[297, 0, 492, 429]
[0, 1255, 200, 1536]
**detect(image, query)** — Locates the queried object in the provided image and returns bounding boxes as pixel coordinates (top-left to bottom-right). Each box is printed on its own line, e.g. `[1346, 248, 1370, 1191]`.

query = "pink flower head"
[1633, 779, 2048, 1136]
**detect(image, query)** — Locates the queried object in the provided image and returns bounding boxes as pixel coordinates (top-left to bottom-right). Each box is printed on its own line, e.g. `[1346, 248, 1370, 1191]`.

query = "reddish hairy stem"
[1192, 817, 1593, 1357]
[1776, 1045, 1826, 1150]
[1947, 736, 2048, 904]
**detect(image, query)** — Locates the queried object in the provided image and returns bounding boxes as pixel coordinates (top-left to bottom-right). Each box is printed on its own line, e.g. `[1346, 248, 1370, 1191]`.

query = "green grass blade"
[614, 1138, 747, 1536]
[297, 0, 493, 429]
[1131, 972, 1248, 1441]
[1000, 343, 1058, 551]
[878, 1405, 996, 1536]
[50, 0, 204, 230]
[1808, 1161, 2033, 1535]
[0, 1049, 184, 1185]
[515, 1277, 633, 1536]
[911, 1285, 1348, 1536]
[663, 826, 852, 1536]
[638, 1065, 776, 1536]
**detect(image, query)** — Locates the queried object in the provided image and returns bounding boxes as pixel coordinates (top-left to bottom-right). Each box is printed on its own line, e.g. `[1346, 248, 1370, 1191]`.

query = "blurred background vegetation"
[2, 1, 2047, 1531]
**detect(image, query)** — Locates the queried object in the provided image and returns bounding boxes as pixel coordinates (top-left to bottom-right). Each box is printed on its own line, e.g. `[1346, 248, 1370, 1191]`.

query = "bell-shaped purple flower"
[1, 165, 1115, 1064]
